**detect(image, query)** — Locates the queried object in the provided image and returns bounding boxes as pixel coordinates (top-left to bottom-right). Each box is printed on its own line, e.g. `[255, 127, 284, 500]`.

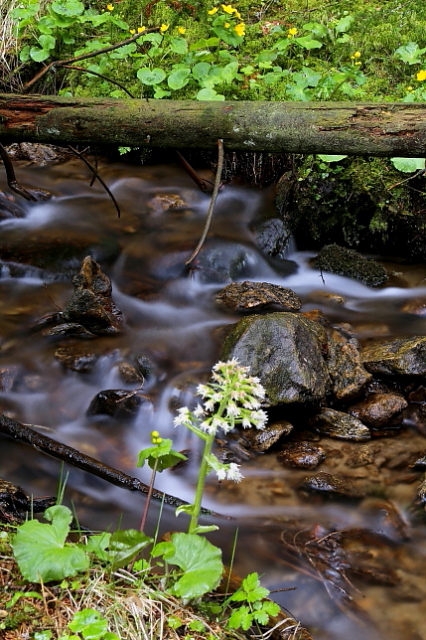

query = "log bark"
[1, 93, 426, 156]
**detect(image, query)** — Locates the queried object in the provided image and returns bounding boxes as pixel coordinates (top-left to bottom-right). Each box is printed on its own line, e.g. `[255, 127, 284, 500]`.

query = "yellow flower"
[234, 10, 241, 18]
[137, 26, 146, 33]
[234, 23, 245, 37]
[177, 26, 186, 34]
[353, 51, 361, 58]
[160, 23, 169, 32]
[208, 7, 218, 14]
[354, 61, 361, 66]
[287, 27, 297, 36]
[416, 69, 426, 81]
[221, 4, 236, 14]
[224, 21, 230, 27]
[106, 3, 114, 10]
[129, 28, 136, 34]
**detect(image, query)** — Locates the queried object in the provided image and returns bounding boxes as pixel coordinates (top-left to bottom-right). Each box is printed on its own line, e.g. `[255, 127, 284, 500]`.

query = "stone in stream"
[277, 442, 325, 469]
[63, 256, 123, 335]
[221, 312, 330, 406]
[327, 324, 372, 401]
[215, 281, 302, 313]
[361, 336, 426, 376]
[312, 244, 388, 287]
[54, 346, 101, 373]
[300, 471, 365, 499]
[242, 420, 293, 452]
[311, 407, 371, 441]
[348, 393, 408, 429]
[252, 217, 292, 258]
[43, 323, 96, 338]
[400, 297, 426, 316]
[87, 389, 152, 419]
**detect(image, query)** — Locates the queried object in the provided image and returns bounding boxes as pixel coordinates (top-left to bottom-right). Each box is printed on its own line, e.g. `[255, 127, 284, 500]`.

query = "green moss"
[312, 244, 388, 286]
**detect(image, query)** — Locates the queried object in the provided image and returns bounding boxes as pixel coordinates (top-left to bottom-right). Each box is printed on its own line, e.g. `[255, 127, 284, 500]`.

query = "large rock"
[312, 244, 388, 287]
[361, 337, 426, 376]
[221, 312, 330, 406]
[63, 256, 123, 335]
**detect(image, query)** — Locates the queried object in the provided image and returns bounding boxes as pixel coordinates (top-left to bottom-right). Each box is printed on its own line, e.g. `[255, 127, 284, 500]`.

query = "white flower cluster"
[173, 359, 268, 483]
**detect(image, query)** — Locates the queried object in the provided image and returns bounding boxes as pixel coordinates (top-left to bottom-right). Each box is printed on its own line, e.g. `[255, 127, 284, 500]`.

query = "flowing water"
[1, 157, 426, 640]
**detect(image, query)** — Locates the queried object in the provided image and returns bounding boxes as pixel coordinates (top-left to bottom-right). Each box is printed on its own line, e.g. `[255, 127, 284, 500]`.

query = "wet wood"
[1, 93, 426, 156]
[0, 414, 211, 513]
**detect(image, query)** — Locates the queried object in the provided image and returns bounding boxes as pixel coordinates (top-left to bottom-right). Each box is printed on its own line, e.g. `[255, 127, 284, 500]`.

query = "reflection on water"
[0, 159, 426, 640]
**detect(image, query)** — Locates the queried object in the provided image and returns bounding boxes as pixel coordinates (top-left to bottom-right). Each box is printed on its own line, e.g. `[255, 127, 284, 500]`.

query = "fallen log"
[1, 93, 426, 156]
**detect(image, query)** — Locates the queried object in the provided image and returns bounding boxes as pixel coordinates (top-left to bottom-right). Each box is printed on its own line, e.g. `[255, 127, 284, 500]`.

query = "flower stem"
[188, 432, 215, 533]
[139, 457, 158, 532]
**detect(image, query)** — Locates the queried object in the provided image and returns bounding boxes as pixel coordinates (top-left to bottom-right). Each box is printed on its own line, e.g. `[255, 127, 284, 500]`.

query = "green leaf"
[391, 157, 426, 172]
[168, 68, 191, 90]
[153, 89, 171, 99]
[196, 88, 225, 101]
[137, 67, 166, 85]
[394, 42, 426, 64]
[108, 529, 152, 570]
[190, 37, 220, 51]
[6, 591, 43, 608]
[227, 605, 253, 631]
[295, 35, 323, 50]
[169, 37, 188, 55]
[192, 62, 211, 81]
[12, 505, 89, 583]
[19, 45, 31, 62]
[84, 532, 111, 562]
[335, 15, 354, 33]
[68, 609, 108, 639]
[191, 524, 219, 534]
[175, 504, 195, 517]
[39, 34, 56, 50]
[30, 47, 51, 62]
[151, 541, 174, 557]
[317, 154, 348, 163]
[51, 0, 84, 16]
[137, 439, 187, 471]
[163, 533, 223, 598]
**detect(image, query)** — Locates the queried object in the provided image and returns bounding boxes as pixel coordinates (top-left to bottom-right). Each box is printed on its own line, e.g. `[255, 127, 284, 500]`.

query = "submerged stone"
[312, 244, 388, 287]
[348, 393, 408, 429]
[221, 312, 330, 406]
[243, 420, 293, 452]
[361, 336, 426, 376]
[277, 442, 325, 469]
[312, 407, 371, 441]
[87, 389, 151, 419]
[216, 281, 302, 313]
[300, 471, 364, 499]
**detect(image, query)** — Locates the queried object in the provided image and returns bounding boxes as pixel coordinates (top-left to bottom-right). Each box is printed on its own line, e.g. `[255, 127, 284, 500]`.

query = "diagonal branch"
[0, 143, 37, 201]
[62, 65, 135, 98]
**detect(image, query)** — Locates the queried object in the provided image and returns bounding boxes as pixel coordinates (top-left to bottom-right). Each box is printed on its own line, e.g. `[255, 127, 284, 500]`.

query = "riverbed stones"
[327, 324, 372, 401]
[348, 393, 408, 429]
[312, 407, 371, 441]
[243, 420, 293, 452]
[220, 312, 330, 406]
[361, 336, 426, 376]
[312, 244, 388, 287]
[87, 389, 151, 419]
[300, 471, 365, 499]
[63, 256, 123, 335]
[215, 281, 302, 313]
[277, 442, 325, 469]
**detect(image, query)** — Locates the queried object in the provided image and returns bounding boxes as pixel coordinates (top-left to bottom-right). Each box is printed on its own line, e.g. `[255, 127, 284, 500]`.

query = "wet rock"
[63, 256, 123, 335]
[252, 217, 291, 258]
[300, 471, 365, 499]
[0, 366, 19, 392]
[312, 244, 388, 287]
[243, 420, 293, 452]
[400, 297, 426, 315]
[327, 324, 372, 401]
[277, 442, 325, 469]
[0, 479, 55, 524]
[308, 290, 345, 306]
[116, 362, 144, 385]
[43, 323, 96, 338]
[148, 194, 187, 212]
[191, 239, 297, 284]
[345, 445, 378, 468]
[312, 407, 371, 441]
[361, 336, 426, 376]
[215, 281, 302, 313]
[87, 389, 151, 419]
[0, 190, 26, 219]
[221, 312, 330, 406]
[348, 393, 408, 429]
[6, 142, 69, 165]
[54, 346, 100, 373]
[408, 385, 426, 402]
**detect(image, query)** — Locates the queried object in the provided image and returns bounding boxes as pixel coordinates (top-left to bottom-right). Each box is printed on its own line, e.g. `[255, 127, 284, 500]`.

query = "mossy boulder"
[361, 337, 426, 376]
[220, 312, 330, 406]
[312, 244, 388, 287]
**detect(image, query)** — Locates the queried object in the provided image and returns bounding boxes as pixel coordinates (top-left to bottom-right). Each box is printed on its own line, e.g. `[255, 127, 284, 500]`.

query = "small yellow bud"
[353, 51, 361, 58]
[224, 21, 230, 28]
[151, 430, 160, 437]
[177, 27, 186, 34]
[129, 29, 136, 34]
[407, 86, 413, 91]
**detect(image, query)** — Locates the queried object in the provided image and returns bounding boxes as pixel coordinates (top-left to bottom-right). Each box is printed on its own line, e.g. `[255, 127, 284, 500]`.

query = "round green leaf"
[30, 47, 51, 62]
[51, 0, 84, 16]
[167, 68, 191, 90]
[137, 67, 166, 85]
[196, 88, 225, 101]
[317, 154, 348, 163]
[391, 157, 426, 173]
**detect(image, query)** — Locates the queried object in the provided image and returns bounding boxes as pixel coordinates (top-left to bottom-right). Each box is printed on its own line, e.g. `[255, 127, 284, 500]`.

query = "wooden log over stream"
[1, 93, 426, 156]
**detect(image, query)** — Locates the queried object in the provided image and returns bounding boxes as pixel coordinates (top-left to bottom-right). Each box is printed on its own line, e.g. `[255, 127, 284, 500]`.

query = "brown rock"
[216, 281, 302, 313]
[312, 407, 371, 441]
[348, 393, 408, 429]
[327, 324, 372, 401]
[277, 442, 325, 469]
[54, 346, 100, 373]
[243, 420, 293, 452]
[300, 471, 364, 499]
[87, 389, 151, 419]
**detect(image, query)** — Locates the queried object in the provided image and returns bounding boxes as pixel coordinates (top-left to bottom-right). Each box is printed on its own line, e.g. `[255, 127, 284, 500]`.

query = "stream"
[1, 155, 426, 640]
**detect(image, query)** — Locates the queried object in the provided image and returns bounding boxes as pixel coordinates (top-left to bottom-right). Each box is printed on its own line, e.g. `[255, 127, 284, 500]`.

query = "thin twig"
[23, 27, 160, 93]
[185, 139, 224, 265]
[68, 146, 121, 218]
[388, 168, 426, 190]
[61, 65, 135, 98]
[176, 151, 213, 192]
[0, 143, 37, 201]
